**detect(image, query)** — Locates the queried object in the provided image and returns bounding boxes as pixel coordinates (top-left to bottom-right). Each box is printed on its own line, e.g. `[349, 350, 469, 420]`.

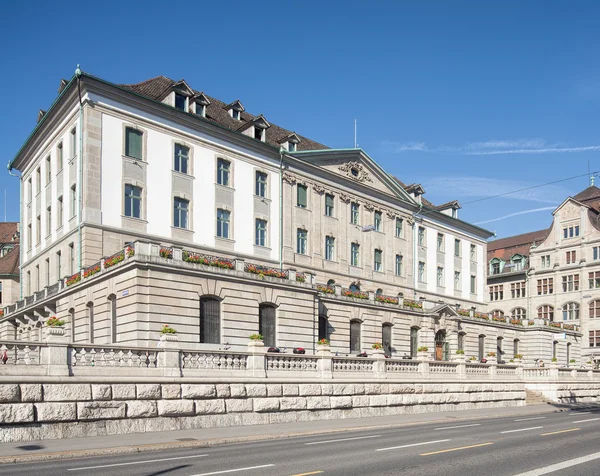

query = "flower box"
[375, 295, 399, 305]
[403, 299, 423, 310]
[509, 319, 523, 326]
[159, 247, 173, 259]
[183, 251, 235, 269]
[126, 246, 135, 257]
[245, 264, 287, 279]
[317, 285, 335, 294]
[66, 273, 81, 287]
[457, 309, 471, 317]
[83, 264, 101, 279]
[104, 251, 125, 269]
[492, 316, 506, 323]
[342, 289, 369, 299]
[296, 273, 306, 283]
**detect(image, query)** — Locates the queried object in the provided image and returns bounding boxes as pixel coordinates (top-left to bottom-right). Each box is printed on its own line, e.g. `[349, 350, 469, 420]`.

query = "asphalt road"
[2, 409, 600, 476]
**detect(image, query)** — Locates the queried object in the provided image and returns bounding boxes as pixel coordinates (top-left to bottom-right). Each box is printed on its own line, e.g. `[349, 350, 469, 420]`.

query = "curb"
[0, 404, 595, 464]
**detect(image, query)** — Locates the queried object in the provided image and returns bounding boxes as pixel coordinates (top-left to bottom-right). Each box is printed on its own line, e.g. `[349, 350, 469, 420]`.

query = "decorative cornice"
[313, 184, 325, 194]
[282, 172, 297, 185]
[339, 193, 351, 204]
[338, 161, 373, 183]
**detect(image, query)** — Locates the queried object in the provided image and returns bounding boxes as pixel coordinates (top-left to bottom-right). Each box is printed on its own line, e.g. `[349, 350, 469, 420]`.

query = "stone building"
[0, 68, 581, 364]
[0, 222, 20, 311]
[487, 184, 600, 362]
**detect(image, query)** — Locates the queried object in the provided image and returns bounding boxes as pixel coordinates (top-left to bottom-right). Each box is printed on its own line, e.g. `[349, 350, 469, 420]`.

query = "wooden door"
[435, 343, 443, 361]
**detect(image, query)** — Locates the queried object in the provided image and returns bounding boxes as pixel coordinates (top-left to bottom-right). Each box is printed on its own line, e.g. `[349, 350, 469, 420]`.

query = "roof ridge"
[119, 75, 173, 87]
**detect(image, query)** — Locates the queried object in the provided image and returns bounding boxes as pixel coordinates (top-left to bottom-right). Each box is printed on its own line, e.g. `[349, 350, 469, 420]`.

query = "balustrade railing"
[181, 351, 247, 371]
[332, 357, 374, 373]
[385, 359, 420, 373]
[266, 354, 318, 371]
[70, 345, 159, 368]
[0, 342, 43, 365]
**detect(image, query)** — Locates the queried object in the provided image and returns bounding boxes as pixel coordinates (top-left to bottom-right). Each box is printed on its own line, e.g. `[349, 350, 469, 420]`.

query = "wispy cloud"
[425, 176, 568, 204]
[474, 207, 558, 225]
[382, 138, 600, 155]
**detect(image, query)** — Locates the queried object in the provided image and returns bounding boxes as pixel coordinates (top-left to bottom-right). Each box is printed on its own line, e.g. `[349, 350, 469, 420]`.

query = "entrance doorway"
[435, 330, 449, 361]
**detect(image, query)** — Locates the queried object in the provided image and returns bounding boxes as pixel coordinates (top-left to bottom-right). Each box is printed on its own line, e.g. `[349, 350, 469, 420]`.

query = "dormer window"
[196, 104, 205, 117]
[254, 127, 264, 141]
[288, 142, 297, 152]
[232, 109, 240, 120]
[175, 93, 187, 112]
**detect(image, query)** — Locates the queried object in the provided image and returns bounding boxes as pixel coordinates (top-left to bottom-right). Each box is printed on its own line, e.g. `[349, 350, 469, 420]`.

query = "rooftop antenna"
[589, 160, 592, 186]
[354, 119, 358, 148]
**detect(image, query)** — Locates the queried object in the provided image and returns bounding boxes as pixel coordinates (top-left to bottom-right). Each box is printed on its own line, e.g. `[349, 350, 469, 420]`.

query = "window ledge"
[296, 205, 310, 211]
[172, 170, 194, 179]
[68, 216, 77, 224]
[171, 226, 194, 233]
[215, 183, 235, 191]
[122, 155, 146, 163]
[254, 195, 271, 202]
[121, 215, 148, 224]
[215, 236, 235, 243]
[324, 214, 338, 220]
[254, 244, 272, 251]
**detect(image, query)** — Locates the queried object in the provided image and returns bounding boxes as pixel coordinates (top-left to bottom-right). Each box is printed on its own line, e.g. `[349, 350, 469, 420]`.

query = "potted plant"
[316, 338, 331, 352]
[550, 357, 559, 368]
[46, 316, 66, 337]
[514, 353, 524, 364]
[371, 342, 385, 357]
[160, 324, 178, 342]
[248, 333, 264, 348]
[569, 358, 577, 367]
[417, 346, 429, 360]
[453, 349, 465, 362]
[486, 351, 497, 364]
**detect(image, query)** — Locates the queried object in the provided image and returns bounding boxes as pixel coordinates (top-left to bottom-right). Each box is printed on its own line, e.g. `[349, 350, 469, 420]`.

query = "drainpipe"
[279, 148, 284, 270]
[7, 166, 22, 299]
[75, 65, 83, 272]
[412, 203, 423, 300]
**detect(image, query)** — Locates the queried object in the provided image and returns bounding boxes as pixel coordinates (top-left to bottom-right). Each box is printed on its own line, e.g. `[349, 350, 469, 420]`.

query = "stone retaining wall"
[525, 382, 600, 404]
[0, 380, 526, 442]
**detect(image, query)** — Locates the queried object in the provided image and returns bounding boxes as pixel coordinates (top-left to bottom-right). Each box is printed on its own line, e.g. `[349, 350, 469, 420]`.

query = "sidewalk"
[0, 403, 592, 463]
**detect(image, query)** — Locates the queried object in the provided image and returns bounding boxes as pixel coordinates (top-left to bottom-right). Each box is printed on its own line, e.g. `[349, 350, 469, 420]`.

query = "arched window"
[86, 302, 94, 343]
[318, 312, 328, 342]
[350, 320, 361, 353]
[537, 305, 554, 321]
[349, 283, 360, 292]
[513, 339, 520, 357]
[497, 337, 503, 358]
[478, 335, 485, 361]
[108, 294, 117, 343]
[200, 297, 221, 344]
[69, 308, 75, 343]
[382, 323, 392, 357]
[458, 332, 465, 352]
[567, 342, 571, 365]
[410, 327, 419, 357]
[589, 300, 600, 319]
[259, 304, 277, 348]
[327, 279, 336, 287]
[511, 308, 526, 320]
[562, 302, 579, 321]
[492, 310, 504, 318]
[376, 288, 383, 296]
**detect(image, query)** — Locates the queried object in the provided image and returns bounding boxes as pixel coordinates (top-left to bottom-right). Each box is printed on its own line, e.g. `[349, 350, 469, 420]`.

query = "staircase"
[525, 389, 550, 405]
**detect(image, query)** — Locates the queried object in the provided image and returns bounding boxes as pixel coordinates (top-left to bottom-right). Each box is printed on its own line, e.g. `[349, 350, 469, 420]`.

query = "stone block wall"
[0, 379, 525, 443]
[526, 382, 600, 404]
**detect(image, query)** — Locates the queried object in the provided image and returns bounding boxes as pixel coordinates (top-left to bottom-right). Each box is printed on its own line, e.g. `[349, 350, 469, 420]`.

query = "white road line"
[500, 426, 543, 434]
[189, 465, 275, 476]
[512, 450, 600, 475]
[514, 417, 546, 422]
[572, 418, 600, 423]
[305, 435, 381, 445]
[376, 439, 451, 452]
[67, 454, 208, 471]
[572, 411, 590, 415]
[434, 424, 481, 431]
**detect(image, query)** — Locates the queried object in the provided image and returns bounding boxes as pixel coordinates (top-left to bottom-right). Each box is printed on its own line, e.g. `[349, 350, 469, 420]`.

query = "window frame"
[296, 184, 308, 208]
[325, 236, 335, 261]
[173, 144, 190, 174]
[350, 242, 360, 267]
[173, 197, 190, 229]
[255, 171, 268, 198]
[350, 202, 360, 225]
[324, 193, 335, 217]
[124, 184, 142, 219]
[216, 158, 231, 187]
[124, 127, 143, 160]
[374, 249, 383, 272]
[216, 208, 231, 239]
[255, 219, 267, 247]
[296, 228, 308, 255]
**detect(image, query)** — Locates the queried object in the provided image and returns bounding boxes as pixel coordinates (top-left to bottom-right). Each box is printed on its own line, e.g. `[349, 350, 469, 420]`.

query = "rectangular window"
[351, 243, 360, 267]
[254, 127, 264, 141]
[470, 244, 476, 261]
[325, 236, 335, 261]
[590, 301, 600, 319]
[27, 224, 31, 249]
[255, 219, 267, 247]
[594, 247, 600, 261]
[46, 156, 51, 184]
[27, 178, 32, 203]
[374, 211, 382, 231]
[470, 275, 476, 294]
[437, 266, 444, 287]
[297, 184, 307, 208]
[489, 285, 504, 301]
[566, 250, 576, 264]
[454, 239, 461, 257]
[195, 103, 205, 117]
[288, 142, 296, 152]
[57, 142, 63, 172]
[589, 271, 600, 289]
[36, 215, 41, 244]
[36, 167, 41, 193]
[174, 93, 187, 111]
[124, 127, 142, 160]
[296, 229, 307, 254]
[46, 207, 51, 236]
[562, 274, 580, 292]
[564, 225, 580, 239]
[255, 171, 267, 197]
[395, 218, 403, 238]
[418, 261, 425, 282]
[418, 227, 425, 246]
[437, 233, 444, 252]
[69, 243, 74, 274]
[511, 281, 526, 298]
[537, 278, 554, 295]
[454, 271, 461, 290]
[395, 254, 403, 276]
[216, 209, 230, 238]
[216, 158, 230, 186]
[350, 202, 360, 225]
[589, 331, 600, 348]
[57, 251, 62, 279]
[325, 194, 334, 217]
[173, 198, 189, 229]
[173, 144, 189, 174]
[541, 255, 550, 268]
[70, 185, 77, 218]
[57, 196, 63, 228]
[70, 127, 77, 158]
[374, 249, 382, 272]
[124, 185, 141, 218]
[45, 258, 50, 286]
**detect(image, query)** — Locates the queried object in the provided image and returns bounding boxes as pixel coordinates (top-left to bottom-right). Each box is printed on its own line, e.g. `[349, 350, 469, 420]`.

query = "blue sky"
[1, 1, 599, 239]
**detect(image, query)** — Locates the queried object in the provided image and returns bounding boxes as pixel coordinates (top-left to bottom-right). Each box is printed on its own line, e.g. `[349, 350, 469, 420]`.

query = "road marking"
[572, 417, 600, 423]
[572, 411, 590, 414]
[541, 428, 580, 436]
[500, 426, 544, 434]
[189, 464, 275, 476]
[305, 434, 381, 445]
[434, 423, 481, 430]
[421, 442, 493, 456]
[68, 454, 208, 470]
[512, 450, 600, 475]
[290, 472, 324, 476]
[376, 439, 451, 452]
[514, 417, 546, 422]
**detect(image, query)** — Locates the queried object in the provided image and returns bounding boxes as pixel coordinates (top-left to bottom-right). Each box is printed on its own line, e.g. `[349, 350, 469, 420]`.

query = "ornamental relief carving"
[282, 172, 297, 185]
[339, 193, 351, 203]
[364, 202, 375, 211]
[338, 161, 373, 183]
[313, 184, 325, 194]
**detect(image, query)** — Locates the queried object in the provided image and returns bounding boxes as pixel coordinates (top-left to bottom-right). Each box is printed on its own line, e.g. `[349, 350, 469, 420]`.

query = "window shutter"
[325, 194, 333, 208]
[126, 129, 142, 160]
[200, 298, 220, 344]
[259, 305, 276, 348]
[297, 185, 307, 207]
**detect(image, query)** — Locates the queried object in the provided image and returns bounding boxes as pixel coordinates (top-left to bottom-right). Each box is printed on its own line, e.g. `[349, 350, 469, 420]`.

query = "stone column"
[317, 345, 333, 378]
[457, 362, 466, 380]
[371, 348, 386, 378]
[419, 360, 430, 379]
[247, 340, 266, 378]
[42, 327, 69, 376]
[158, 335, 181, 377]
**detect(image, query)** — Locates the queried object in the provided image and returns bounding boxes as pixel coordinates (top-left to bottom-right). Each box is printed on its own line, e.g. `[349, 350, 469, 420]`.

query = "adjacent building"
[0, 223, 20, 312]
[0, 69, 581, 365]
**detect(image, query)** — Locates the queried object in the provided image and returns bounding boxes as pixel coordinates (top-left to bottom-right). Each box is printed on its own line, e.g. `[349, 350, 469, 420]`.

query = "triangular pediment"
[429, 303, 460, 318]
[191, 92, 210, 106]
[291, 149, 416, 204]
[172, 79, 195, 97]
